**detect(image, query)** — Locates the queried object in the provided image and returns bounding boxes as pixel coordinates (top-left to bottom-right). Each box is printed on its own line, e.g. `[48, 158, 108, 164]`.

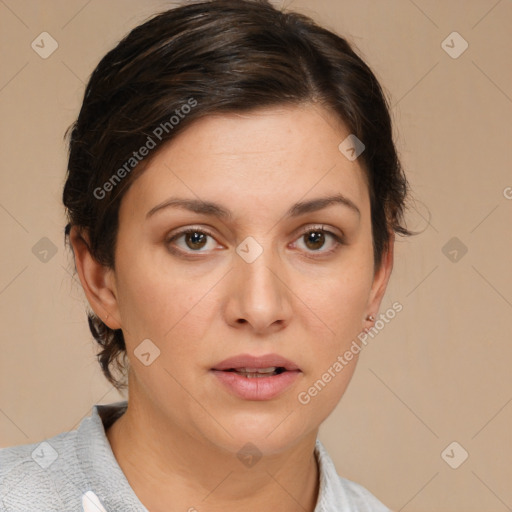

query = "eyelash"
[165, 225, 345, 258]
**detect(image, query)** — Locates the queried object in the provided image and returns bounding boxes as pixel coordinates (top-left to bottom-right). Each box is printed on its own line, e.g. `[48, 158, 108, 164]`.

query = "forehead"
[120, 103, 370, 220]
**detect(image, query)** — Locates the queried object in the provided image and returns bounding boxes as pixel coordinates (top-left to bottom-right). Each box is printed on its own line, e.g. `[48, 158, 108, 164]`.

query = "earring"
[363, 314, 375, 333]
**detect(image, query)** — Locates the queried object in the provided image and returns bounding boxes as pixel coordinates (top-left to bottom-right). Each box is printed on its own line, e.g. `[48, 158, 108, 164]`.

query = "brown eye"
[293, 225, 344, 256]
[166, 227, 218, 254]
[303, 230, 326, 251]
[183, 231, 208, 250]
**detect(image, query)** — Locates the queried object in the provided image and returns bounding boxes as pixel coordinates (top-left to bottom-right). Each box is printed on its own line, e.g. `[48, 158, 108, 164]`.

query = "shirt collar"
[76, 401, 351, 512]
[76, 401, 148, 511]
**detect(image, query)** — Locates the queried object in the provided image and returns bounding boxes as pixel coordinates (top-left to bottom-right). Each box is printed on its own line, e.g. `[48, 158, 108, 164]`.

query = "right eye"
[165, 227, 222, 256]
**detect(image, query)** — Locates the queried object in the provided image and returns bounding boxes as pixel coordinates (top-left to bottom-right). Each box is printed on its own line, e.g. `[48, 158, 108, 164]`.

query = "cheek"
[297, 361, 358, 422]
[294, 276, 368, 418]
[296, 258, 373, 339]
[113, 243, 174, 338]
[114, 246, 217, 355]
[291, 248, 374, 406]
[297, 279, 367, 380]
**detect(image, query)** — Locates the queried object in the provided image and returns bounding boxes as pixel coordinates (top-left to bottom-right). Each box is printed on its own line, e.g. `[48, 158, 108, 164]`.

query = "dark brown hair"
[63, 0, 413, 390]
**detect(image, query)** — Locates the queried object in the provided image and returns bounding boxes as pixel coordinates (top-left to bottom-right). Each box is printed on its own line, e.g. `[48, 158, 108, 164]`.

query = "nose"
[224, 241, 293, 334]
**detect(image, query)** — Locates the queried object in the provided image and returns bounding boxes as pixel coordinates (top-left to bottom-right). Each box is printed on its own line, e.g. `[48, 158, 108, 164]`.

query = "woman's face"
[106, 103, 392, 454]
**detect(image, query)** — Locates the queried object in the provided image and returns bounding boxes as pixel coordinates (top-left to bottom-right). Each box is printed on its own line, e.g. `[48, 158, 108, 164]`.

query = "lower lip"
[211, 370, 301, 401]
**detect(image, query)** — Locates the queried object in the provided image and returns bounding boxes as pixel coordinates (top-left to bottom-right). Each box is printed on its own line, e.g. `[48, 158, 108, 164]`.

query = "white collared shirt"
[0, 401, 392, 511]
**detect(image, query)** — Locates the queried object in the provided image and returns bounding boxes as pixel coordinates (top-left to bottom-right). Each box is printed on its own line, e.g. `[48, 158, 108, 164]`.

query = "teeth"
[239, 372, 275, 378]
[237, 367, 277, 373]
[232, 367, 279, 378]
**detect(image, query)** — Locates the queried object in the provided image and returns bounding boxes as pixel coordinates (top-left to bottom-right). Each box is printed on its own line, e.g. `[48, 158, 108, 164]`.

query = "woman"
[0, 0, 412, 510]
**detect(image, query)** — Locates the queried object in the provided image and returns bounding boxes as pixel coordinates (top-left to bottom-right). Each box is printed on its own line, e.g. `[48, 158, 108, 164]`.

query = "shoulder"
[314, 439, 392, 512]
[0, 429, 82, 511]
[0, 402, 132, 512]
[335, 475, 393, 511]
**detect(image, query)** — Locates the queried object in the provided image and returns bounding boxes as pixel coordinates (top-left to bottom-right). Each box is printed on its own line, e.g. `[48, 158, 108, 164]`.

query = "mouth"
[211, 353, 301, 373]
[222, 366, 288, 378]
[210, 354, 301, 400]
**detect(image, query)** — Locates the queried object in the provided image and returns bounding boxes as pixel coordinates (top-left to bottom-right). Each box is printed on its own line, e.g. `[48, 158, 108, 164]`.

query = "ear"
[69, 226, 122, 330]
[364, 231, 395, 325]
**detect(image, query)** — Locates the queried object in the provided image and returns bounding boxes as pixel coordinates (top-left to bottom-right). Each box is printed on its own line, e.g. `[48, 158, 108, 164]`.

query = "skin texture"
[70, 103, 394, 512]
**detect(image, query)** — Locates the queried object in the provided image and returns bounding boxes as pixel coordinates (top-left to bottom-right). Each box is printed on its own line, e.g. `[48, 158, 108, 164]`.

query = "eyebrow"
[146, 193, 361, 220]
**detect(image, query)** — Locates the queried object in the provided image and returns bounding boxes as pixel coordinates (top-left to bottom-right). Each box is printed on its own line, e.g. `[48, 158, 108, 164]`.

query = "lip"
[211, 353, 300, 372]
[211, 353, 302, 401]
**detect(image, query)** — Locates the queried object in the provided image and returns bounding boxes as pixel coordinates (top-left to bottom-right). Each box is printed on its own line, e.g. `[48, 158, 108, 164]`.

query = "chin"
[200, 409, 315, 457]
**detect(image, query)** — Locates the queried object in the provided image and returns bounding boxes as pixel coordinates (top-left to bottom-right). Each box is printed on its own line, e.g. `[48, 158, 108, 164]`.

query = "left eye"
[292, 226, 344, 254]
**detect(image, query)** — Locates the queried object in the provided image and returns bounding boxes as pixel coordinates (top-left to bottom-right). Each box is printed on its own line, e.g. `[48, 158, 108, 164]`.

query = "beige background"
[1, 0, 511, 510]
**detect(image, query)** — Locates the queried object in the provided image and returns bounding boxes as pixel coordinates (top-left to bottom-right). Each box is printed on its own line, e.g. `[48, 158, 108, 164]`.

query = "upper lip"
[211, 353, 301, 371]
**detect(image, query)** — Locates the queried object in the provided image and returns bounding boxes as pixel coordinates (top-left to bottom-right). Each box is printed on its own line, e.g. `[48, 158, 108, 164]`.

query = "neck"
[105, 397, 320, 512]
